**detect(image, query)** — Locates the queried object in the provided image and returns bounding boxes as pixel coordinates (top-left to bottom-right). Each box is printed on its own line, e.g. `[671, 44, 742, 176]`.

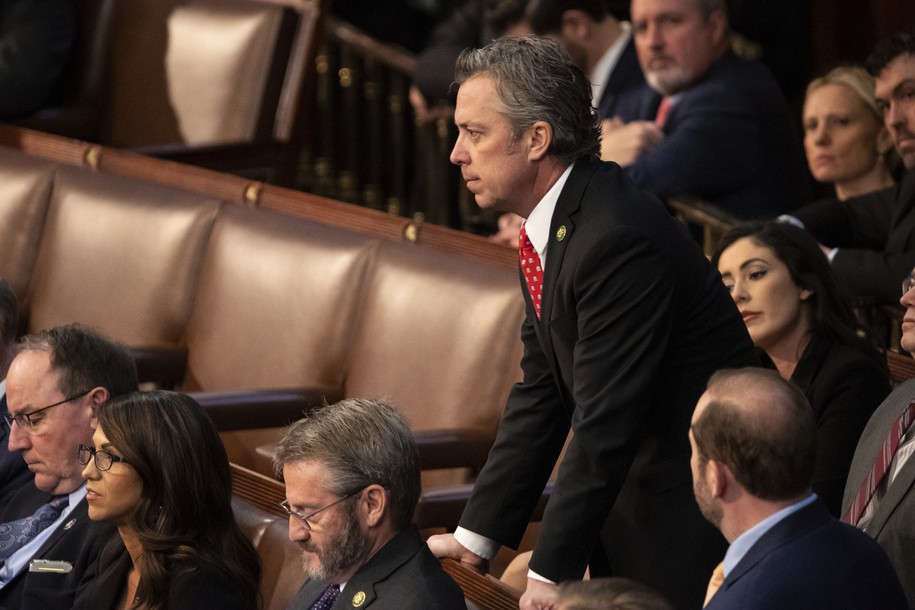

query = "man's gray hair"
[274, 398, 421, 531]
[455, 36, 601, 165]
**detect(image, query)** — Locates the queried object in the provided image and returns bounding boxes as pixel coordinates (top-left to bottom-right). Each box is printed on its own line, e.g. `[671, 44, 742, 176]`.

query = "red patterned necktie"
[655, 96, 672, 126]
[843, 400, 915, 526]
[519, 226, 543, 319]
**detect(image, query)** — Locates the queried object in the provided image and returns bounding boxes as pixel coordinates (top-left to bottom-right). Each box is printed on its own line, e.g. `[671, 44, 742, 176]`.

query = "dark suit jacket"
[788, 337, 891, 516]
[615, 52, 810, 219]
[0, 395, 35, 516]
[794, 169, 915, 306]
[706, 499, 907, 609]
[842, 378, 915, 608]
[459, 159, 759, 609]
[595, 37, 646, 121]
[0, 485, 117, 610]
[72, 537, 255, 610]
[291, 526, 464, 610]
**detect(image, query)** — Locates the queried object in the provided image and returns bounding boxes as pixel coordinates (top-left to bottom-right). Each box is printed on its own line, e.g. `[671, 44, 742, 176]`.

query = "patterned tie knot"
[311, 583, 341, 610]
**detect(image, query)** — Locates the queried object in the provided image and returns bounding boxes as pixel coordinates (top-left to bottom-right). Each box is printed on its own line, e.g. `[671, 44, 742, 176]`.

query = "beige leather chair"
[25, 166, 220, 382]
[0, 148, 57, 313]
[101, 0, 323, 184]
[182, 203, 376, 467]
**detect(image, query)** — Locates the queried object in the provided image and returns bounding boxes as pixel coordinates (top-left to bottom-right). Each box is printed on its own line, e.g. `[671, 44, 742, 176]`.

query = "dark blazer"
[615, 53, 810, 219]
[706, 498, 907, 609]
[72, 537, 255, 610]
[459, 159, 759, 609]
[788, 337, 891, 516]
[0, 485, 117, 610]
[0, 395, 35, 516]
[290, 526, 464, 610]
[842, 378, 915, 608]
[595, 37, 646, 121]
[793, 169, 915, 306]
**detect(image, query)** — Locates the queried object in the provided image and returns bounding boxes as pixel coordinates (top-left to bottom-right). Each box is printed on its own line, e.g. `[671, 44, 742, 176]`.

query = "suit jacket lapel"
[719, 500, 829, 593]
[539, 161, 592, 345]
[866, 449, 915, 538]
[32, 497, 86, 559]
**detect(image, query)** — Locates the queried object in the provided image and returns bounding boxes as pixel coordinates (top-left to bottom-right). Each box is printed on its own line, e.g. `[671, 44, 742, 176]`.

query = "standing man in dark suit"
[601, 0, 809, 219]
[693, 368, 906, 609]
[0, 323, 137, 609]
[841, 266, 915, 607]
[427, 36, 758, 610]
[275, 398, 465, 610]
[789, 31, 915, 309]
[0, 277, 31, 516]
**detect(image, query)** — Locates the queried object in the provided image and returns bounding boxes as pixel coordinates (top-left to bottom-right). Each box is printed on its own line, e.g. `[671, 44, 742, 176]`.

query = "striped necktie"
[843, 400, 915, 525]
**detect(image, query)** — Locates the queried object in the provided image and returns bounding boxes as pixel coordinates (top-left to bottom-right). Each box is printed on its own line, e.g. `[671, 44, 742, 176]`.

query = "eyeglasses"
[2, 389, 92, 433]
[77, 444, 130, 472]
[280, 487, 365, 531]
[904, 273, 915, 296]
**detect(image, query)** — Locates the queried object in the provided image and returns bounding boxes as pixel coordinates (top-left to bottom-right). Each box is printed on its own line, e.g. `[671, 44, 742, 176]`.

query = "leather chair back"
[344, 240, 524, 484]
[26, 167, 220, 344]
[102, 0, 285, 147]
[0, 149, 57, 306]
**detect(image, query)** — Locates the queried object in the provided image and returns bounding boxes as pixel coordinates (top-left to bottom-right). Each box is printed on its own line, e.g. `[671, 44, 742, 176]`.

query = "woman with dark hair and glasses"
[72, 390, 259, 610]
[713, 221, 891, 516]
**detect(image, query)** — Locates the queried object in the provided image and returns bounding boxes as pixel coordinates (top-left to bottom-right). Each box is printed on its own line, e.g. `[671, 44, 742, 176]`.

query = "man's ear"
[87, 387, 109, 428]
[528, 120, 552, 161]
[707, 459, 728, 499]
[707, 9, 728, 47]
[361, 484, 388, 527]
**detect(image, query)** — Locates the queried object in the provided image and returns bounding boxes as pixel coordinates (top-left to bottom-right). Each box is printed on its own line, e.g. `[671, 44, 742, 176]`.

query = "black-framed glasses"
[280, 487, 365, 531]
[903, 273, 915, 296]
[2, 389, 92, 433]
[77, 444, 130, 471]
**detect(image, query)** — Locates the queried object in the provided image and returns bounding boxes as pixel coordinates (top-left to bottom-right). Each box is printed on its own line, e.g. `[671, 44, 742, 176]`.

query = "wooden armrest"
[887, 349, 915, 385]
[413, 428, 493, 474]
[231, 462, 287, 519]
[666, 196, 738, 232]
[440, 558, 520, 610]
[189, 388, 340, 431]
[131, 344, 187, 388]
[416, 481, 553, 532]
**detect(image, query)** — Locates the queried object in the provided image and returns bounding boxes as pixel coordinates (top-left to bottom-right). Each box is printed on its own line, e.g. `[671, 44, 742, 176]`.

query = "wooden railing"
[298, 17, 487, 234]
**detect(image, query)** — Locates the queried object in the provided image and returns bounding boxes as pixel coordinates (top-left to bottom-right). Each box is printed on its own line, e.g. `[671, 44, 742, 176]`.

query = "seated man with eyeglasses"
[0, 323, 137, 609]
[274, 398, 466, 610]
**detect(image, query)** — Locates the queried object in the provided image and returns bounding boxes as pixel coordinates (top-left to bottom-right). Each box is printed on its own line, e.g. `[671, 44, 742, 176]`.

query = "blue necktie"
[0, 495, 67, 566]
[311, 583, 340, 610]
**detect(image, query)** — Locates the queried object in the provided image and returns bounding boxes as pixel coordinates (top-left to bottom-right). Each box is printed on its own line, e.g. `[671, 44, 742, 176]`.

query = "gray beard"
[299, 501, 369, 581]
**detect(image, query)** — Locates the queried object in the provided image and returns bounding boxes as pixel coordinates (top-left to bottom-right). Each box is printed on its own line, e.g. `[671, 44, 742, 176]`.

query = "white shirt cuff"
[454, 527, 500, 560]
[527, 569, 556, 584]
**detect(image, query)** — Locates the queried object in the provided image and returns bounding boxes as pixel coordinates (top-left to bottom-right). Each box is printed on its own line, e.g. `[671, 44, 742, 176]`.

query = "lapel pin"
[63, 518, 76, 531]
[556, 225, 567, 241]
[352, 591, 366, 607]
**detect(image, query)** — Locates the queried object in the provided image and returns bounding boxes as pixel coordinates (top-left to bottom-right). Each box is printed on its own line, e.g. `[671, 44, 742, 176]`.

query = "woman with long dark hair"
[713, 221, 891, 515]
[73, 390, 259, 610]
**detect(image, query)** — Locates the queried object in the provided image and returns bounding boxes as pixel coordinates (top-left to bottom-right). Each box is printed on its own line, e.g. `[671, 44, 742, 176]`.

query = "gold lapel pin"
[352, 591, 366, 607]
[556, 225, 567, 241]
